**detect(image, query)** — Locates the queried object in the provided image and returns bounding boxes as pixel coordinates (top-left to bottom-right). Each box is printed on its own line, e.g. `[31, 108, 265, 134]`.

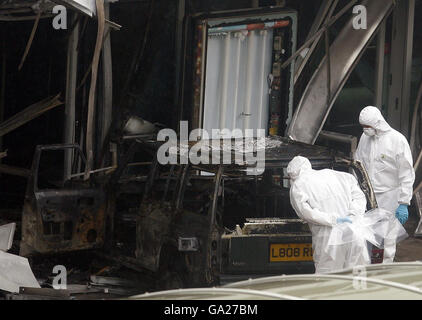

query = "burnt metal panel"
[20, 144, 107, 256]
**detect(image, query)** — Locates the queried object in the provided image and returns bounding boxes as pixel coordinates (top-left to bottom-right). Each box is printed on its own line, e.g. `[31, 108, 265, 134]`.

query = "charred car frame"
[134, 137, 377, 287]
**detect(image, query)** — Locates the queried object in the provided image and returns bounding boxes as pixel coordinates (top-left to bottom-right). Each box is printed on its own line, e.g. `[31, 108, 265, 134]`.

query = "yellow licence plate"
[270, 243, 313, 262]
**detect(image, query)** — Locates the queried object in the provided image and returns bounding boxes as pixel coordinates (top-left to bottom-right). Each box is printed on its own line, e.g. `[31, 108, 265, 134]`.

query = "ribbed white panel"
[203, 29, 273, 138]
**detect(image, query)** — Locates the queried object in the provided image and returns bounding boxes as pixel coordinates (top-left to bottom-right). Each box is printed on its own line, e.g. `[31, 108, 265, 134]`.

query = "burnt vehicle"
[135, 137, 377, 288]
[20, 144, 113, 256]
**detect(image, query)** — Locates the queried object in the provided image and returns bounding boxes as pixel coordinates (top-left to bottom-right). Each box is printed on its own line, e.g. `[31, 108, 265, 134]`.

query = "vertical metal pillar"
[0, 31, 6, 156]
[64, 12, 79, 180]
[387, 0, 414, 137]
[374, 20, 386, 109]
[174, 0, 185, 125]
[98, 1, 113, 167]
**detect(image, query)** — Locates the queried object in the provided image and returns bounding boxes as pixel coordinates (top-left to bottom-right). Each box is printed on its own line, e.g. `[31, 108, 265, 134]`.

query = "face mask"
[363, 128, 376, 136]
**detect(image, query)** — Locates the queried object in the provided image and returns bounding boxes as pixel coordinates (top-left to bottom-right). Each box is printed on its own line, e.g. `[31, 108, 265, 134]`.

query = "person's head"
[287, 156, 312, 182]
[359, 106, 390, 136]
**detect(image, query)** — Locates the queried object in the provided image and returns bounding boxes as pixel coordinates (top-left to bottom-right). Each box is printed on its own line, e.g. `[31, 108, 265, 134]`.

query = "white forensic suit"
[287, 156, 369, 273]
[355, 106, 415, 263]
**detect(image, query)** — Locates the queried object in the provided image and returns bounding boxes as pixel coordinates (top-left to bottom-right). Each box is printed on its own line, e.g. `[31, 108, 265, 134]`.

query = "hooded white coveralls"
[355, 106, 415, 263]
[287, 156, 368, 273]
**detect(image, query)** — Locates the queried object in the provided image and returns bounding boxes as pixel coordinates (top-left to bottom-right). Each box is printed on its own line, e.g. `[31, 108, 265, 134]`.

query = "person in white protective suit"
[355, 106, 415, 263]
[287, 156, 369, 274]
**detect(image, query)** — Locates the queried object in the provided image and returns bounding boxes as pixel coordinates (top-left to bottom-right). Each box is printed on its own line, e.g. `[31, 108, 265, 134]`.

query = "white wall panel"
[203, 29, 273, 138]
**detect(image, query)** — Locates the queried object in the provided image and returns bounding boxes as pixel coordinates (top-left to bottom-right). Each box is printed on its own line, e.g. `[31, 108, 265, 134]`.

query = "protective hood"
[287, 156, 312, 181]
[359, 106, 391, 134]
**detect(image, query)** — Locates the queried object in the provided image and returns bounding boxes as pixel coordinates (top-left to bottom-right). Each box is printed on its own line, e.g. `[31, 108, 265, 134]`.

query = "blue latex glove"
[395, 204, 409, 225]
[336, 217, 352, 224]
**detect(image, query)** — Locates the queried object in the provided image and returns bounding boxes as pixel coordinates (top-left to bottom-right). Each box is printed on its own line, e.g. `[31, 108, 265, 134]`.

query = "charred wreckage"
[17, 134, 379, 291]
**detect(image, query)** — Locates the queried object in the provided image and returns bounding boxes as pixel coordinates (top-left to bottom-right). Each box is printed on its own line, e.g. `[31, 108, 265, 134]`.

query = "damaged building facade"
[0, 0, 422, 300]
